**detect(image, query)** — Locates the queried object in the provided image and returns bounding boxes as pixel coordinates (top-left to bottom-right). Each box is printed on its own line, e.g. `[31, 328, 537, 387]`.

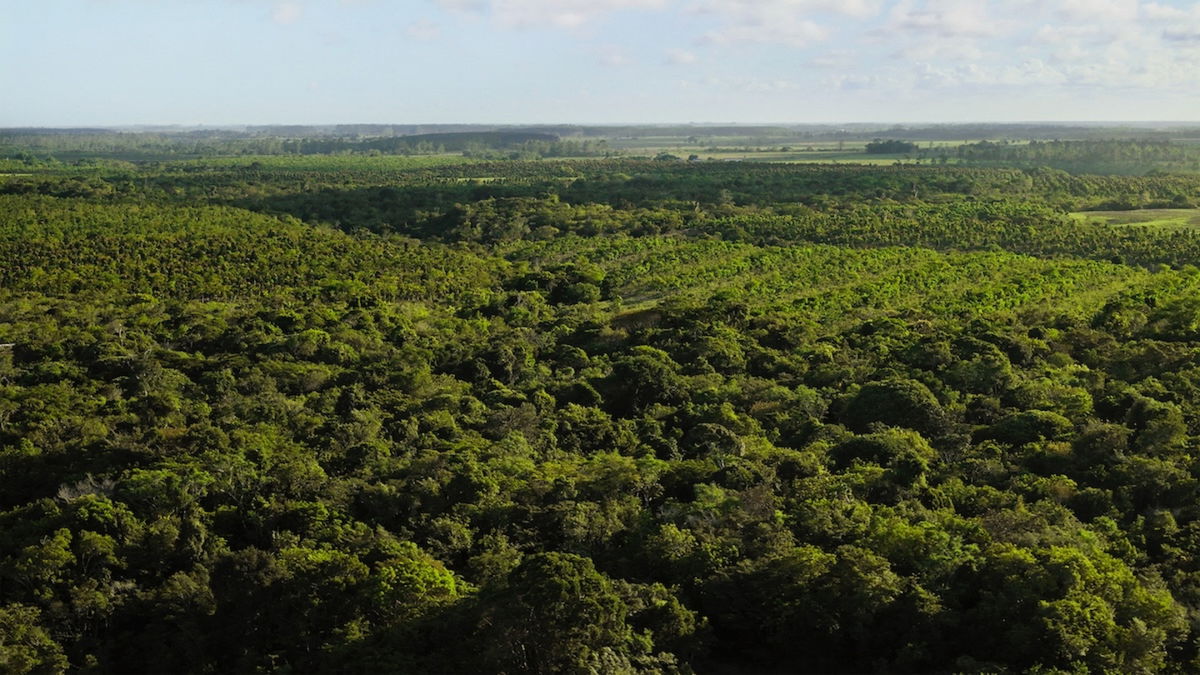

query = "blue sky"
[4, 0, 1200, 126]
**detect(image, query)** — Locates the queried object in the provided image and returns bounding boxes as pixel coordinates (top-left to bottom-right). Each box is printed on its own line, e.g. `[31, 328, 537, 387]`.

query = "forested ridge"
[6, 156, 1200, 672]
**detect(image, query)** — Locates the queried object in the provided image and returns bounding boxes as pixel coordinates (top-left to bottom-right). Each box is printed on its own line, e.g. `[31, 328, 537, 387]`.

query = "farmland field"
[1071, 208, 1200, 228]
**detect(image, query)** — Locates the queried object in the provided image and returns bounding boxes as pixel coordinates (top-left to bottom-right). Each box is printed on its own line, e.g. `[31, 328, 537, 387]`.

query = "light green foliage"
[0, 604, 68, 674]
[3, 154, 1200, 672]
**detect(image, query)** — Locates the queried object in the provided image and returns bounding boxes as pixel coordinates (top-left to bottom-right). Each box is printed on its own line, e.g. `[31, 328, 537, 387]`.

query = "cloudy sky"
[4, 0, 1200, 125]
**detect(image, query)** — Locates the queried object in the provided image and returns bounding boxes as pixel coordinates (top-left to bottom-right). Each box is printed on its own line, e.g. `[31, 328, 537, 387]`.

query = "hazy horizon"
[6, 121, 1200, 132]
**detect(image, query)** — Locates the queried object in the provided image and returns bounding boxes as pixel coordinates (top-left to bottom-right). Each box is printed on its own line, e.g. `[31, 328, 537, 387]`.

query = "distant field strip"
[1071, 209, 1200, 228]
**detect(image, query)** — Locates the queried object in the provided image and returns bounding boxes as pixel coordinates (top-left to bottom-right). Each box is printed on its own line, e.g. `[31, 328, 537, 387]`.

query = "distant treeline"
[270, 132, 612, 158]
[7, 122, 1200, 148]
[954, 139, 1200, 175]
[865, 139, 919, 154]
[0, 131, 612, 160]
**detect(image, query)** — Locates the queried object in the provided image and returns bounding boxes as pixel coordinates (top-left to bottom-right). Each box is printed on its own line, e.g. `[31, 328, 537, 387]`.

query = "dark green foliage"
[0, 604, 69, 674]
[982, 410, 1075, 446]
[6, 152, 1200, 673]
[606, 347, 689, 415]
[957, 139, 1200, 175]
[842, 379, 947, 438]
[470, 553, 631, 673]
[865, 139, 918, 154]
[832, 428, 935, 487]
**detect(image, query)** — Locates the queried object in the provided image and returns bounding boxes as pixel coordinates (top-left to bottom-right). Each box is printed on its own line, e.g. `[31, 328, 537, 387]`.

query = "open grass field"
[1070, 208, 1200, 229]
[614, 137, 991, 164]
[167, 154, 474, 171]
[696, 149, 923, 164]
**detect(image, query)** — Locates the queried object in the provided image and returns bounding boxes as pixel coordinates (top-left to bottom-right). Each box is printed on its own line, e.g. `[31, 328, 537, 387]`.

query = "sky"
[4, 0, 1200, 126]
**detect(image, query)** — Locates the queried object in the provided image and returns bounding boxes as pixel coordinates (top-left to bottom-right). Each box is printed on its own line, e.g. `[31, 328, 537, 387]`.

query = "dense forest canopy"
[6, 134, 1200, 672]
[865, 139, 919, 155]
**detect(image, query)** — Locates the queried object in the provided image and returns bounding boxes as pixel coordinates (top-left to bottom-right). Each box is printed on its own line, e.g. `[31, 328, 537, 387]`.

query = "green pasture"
[165, 154, 473, 171]
[617, 137, 989, 164]
[1071, 208, 1200, 229]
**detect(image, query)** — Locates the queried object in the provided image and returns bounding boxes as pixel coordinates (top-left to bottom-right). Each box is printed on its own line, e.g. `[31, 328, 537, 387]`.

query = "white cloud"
[809, 49, 854, 68]
[1163, 28, 1200, 42]
[855, 0, 1200, 96]
[898, 38, 985, 61]
[597, 44, 634, 66]
[1142, 2, 1191, 21]
[699, 74, 806, 93]
[438, 0, 488, 11]
[436, 0, 883, 44]
[436, 0, 667, 28]
[665, 48, 698, 64]
[406, 18, 442, 39]
[692, 0, 885, 47]
[424, 0, 1200, 101]
[908, 57, 1072, 89]
[701, 18, 826, 47]
[271, 1, 303, 24]
[741, 78, 800, 92]
[1030, 22, 1124, 51]
[1055, 0, 1137, 23]
[1001, 59, 1069, 86]
[885, 0, 1005, 39]
[826, 72, 889, 91]
[695, 0, 885, 20]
